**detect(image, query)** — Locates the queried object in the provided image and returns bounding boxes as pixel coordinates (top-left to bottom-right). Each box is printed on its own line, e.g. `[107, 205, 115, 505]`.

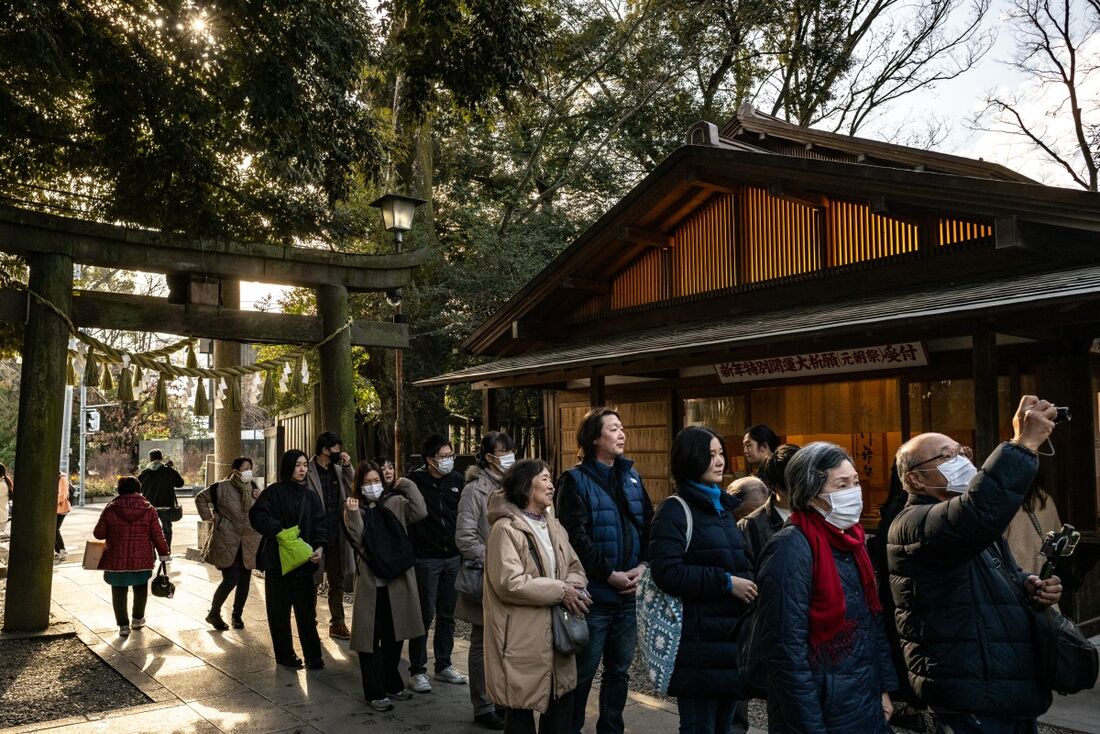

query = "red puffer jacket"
[93, 494, 170, 571]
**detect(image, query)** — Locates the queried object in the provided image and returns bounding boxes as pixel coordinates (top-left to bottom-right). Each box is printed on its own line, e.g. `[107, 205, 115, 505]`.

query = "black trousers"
[111, 583, 149, 626]
[55, 514, 66, 552]
[211, 566, 252, 616]
[504, 690, 574, 734]
[357, 586, 405, 700]
[157, 510, 174, 548]
[264, 568, 322, 663]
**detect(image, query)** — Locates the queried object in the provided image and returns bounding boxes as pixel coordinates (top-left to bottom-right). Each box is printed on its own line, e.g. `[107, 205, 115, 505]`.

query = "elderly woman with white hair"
[755, 441, 897, 733]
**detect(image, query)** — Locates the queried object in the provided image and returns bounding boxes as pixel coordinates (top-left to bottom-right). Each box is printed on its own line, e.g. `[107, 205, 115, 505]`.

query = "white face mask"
[938, 455, 977, 494]
[239, 470, 254, 482]
[814, 485, 864, 530]
[362, 483, 384, 501]
[435, 457, 455, 474]
[496, 453, 516, 472]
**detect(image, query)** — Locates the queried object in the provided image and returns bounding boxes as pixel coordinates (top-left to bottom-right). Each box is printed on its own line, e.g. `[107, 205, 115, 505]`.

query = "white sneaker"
[119, 625, 130, 637]
[434, 666, 468, 685]
[130, 617, 145, 629]
[57, 549, 67, 561]
[407, 673, 432, 693]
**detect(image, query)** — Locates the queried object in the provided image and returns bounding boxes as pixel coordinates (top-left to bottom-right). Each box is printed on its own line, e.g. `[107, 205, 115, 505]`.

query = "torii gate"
[0, 204, 426, 632]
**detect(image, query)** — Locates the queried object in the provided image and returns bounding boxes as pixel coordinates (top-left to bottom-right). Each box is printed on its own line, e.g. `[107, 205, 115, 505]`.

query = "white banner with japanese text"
[714, 342, 928, 384]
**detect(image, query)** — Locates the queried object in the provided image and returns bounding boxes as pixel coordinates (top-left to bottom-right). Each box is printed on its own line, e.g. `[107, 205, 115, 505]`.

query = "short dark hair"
[231, 457, 253, 472]
[421, 434, 452, 460]
[576, 407, 621, 461]
[279, 450, 308, 483]
[352, 460, 384, 500]
[477, 431, 516, 469]
[671, 425, 727, 486]
[148, 449, 163, 461]
[759, 443, 800, 491]
[744, 425, 780, 453]
[315, 431, 342, 456]
[117, 476, 141, 495]
[501, 458, 551, 509]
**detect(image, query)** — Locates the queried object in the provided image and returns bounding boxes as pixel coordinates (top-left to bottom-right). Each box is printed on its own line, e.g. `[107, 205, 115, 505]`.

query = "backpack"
[344, 501, 416, 581]
[635, 495, 692, 696]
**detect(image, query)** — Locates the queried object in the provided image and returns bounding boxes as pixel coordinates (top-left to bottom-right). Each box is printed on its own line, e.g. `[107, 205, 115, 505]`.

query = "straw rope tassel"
[193, 379, 210, 416]
[153, 375, 169, 413]
[228, 376, 243, 413]
[260, 370, 277, 407]
[100, 365, 113, 391]
[117, 367, 134, 402]
[66, 357, 77, 387]
[83, 351, 99, 387]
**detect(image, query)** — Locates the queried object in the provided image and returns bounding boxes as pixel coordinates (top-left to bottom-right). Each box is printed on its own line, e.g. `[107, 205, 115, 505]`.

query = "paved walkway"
[2, 507, 1096, 734]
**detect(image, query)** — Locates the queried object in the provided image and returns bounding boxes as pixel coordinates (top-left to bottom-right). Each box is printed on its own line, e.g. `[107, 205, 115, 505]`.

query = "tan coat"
[483, 491, 587, 713]
[1005, 494, 1063, 576]
[195, 479, 262, 569]
[345, 477, 428, 652]
[455, 465, 501, 624]
[306, 457, 356, 584]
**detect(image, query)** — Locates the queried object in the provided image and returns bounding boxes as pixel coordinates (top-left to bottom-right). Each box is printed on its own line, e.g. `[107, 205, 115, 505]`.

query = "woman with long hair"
[484, 459, 589, 733]
[249, 450, 329, 670]
[757, 441, 897, 732]
[92, 475, 170, 637]
[344, 459, 427, 711]
[649, 426, 756, 734]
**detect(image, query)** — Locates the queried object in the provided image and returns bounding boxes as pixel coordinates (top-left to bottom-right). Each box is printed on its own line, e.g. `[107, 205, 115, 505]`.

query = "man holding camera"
[888, 396, 1063, 734]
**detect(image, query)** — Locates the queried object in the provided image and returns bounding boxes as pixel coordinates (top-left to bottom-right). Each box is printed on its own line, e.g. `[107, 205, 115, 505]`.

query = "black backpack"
[344, 502, 416, 581]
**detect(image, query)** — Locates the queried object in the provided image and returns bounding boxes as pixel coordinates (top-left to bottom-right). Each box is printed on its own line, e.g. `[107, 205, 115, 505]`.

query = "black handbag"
[455, 559, 484, 601]
[151, 561, 175, 598]
[167, 502, 183, 522]
[524, 534, 589, 655]
[992, 542, 1098, 695]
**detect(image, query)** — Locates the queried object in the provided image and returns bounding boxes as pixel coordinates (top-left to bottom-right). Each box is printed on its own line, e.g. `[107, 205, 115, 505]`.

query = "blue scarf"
[687, 480, 724, 513]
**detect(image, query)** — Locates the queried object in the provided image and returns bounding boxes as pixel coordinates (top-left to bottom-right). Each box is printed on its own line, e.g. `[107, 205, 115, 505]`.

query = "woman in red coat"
[93, 476, 170, 637]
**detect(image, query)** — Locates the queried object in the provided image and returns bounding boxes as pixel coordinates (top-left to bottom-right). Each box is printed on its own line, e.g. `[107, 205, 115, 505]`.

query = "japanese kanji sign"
[713, 342, 928, 384]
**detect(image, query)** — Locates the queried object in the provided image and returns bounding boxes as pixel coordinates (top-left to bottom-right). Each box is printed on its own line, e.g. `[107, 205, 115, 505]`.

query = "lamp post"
[370, 193, 425, 474]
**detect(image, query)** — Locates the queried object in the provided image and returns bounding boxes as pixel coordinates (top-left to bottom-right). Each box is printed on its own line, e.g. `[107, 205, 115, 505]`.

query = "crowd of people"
[79, 394, 1079, 734]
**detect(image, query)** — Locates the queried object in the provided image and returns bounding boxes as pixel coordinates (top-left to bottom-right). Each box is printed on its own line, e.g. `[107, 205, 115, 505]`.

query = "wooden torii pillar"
[0, 204, 426, 631]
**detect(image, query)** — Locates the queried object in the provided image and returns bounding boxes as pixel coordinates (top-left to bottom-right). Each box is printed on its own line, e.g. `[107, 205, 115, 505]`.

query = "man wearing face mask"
[888, 396, 1063, 734]
[406, 434, 468, 693]
[306, 431, 355, 640]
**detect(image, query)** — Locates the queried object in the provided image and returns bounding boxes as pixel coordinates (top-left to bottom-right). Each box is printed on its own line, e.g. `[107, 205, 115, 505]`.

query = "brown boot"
[329, 621, 351, 639]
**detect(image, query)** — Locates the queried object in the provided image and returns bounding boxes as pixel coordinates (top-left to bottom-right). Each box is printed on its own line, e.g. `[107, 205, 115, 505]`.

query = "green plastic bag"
[276, 525, 314, 575]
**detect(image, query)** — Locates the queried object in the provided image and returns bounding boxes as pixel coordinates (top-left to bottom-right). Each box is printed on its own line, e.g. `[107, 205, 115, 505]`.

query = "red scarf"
[789, 509, 882, 663]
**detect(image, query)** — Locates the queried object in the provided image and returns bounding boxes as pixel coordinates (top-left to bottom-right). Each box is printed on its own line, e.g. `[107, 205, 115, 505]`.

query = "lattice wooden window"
[672, 194, 737, 297]
[939, 218, 993, 246]
[741, 187, 822, 283]
[827, 199, 919, 266]
[611, 247, 665, 310]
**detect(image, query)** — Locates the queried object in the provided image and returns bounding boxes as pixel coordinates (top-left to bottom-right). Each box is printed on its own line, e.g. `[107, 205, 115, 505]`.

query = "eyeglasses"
[434, 452, 454, 460]
[909, 445, 973, 472]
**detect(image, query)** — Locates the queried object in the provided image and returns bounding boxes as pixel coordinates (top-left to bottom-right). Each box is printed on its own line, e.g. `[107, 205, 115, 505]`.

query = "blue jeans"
[677, 698, 735, 734]
[934, 714, 1038, 734]
[570, 598, 636, 734]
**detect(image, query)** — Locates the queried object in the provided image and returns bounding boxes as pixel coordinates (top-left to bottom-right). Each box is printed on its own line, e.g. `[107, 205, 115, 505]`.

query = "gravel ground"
[0, 579, 148, 728]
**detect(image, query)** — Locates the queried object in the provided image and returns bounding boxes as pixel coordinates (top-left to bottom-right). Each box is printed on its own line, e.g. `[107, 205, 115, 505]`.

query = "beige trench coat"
[1005, 494, 1063, 576]
[483, 491, 587, 713]
[195, 479, 261, 570]
[306, 457, 356, 584]
[344, 477, 428, 653]
[455, 465, 500, 624]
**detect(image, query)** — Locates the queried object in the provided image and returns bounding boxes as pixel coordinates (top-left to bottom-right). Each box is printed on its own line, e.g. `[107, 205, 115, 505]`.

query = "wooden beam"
[0, 289, 408, 347]
[619, 226, 674, 249]
[590, 373, 606, 407]
[0, 204, 427, 292]
[560, 276, 611, 294]
[767, 183, 827, 209]
[972, 331, 999, 460]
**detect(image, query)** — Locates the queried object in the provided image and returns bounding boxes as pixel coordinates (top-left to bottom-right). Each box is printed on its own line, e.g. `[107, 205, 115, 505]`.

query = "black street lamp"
[370, 192, 425, 473]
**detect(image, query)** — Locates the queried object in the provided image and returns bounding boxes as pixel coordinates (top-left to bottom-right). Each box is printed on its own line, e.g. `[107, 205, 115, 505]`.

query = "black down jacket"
[757, 525, 898, 733]
[887, 441, 1050, 719]
[649, 482, 754, 698]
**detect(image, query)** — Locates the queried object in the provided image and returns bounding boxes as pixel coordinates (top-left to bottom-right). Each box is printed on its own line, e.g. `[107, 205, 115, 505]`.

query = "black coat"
[887, 441, 1050, 719]
[248, 480, 329, 575]
[138, 464, 184, 510]
[407, 467, 464, 559]
[737, 495, 786, 569]
[758, 525, 898, 733]
[649, 482, 753, 698]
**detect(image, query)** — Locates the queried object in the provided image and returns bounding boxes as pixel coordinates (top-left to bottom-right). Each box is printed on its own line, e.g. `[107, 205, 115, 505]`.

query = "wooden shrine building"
[418, 106, 1100, 630]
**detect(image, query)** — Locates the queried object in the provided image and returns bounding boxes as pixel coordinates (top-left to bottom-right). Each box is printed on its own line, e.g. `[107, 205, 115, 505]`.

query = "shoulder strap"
[524, 532, 547, 577]
[668, 495, 693, 550]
